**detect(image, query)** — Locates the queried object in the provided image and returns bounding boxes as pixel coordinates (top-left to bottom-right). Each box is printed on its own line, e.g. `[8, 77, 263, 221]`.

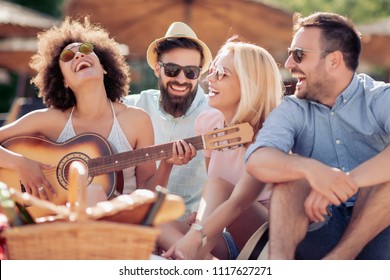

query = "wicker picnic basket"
[3, 220, 160, 260]
[1, 162, 184, 260]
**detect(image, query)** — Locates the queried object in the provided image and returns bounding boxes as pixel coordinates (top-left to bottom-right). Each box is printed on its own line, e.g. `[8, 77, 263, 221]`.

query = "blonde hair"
[215, 37, 284, 132]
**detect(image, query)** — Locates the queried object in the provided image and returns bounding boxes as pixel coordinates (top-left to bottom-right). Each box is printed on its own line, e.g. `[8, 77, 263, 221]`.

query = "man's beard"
[159, 80, 198, 117]
[295, 74, 334, 103]
[293, 63, 333, 103]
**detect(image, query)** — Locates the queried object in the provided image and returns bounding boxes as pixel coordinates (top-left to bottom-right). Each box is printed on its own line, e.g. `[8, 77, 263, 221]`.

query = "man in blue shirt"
[246, 12, 390, 259]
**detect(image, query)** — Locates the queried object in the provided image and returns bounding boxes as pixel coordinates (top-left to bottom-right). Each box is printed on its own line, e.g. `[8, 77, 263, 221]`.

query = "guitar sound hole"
[57, 152, 92, 190]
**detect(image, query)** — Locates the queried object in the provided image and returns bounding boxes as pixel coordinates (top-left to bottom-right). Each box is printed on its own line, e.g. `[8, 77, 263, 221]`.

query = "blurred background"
[1, 0, 389, 126]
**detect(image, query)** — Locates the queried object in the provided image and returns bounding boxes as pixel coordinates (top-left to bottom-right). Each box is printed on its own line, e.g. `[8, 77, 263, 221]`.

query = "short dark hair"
[29, 17, 130, 110]
[154, 38, 204, 67]
[293, 12, 361, 71]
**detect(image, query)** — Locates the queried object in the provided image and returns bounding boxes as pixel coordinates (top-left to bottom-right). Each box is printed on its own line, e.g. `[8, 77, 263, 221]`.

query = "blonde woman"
[161, 37, 284, 259]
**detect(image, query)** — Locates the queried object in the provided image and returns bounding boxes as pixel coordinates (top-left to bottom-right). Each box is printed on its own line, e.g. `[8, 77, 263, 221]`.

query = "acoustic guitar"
[0, 123, 253, 217]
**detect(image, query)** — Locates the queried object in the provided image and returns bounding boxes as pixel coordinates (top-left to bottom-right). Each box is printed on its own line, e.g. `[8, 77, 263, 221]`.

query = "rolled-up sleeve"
[245, 97, 304, 162]
[372, 86, 390, 135]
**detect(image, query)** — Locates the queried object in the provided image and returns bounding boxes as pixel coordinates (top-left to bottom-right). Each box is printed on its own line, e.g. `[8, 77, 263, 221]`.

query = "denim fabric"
[295, 204, 390, 260]
[222, 229, 239, 260]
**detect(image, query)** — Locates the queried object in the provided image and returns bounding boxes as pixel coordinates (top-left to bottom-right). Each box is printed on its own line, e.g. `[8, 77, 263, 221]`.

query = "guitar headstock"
[203, 122, 254, 151]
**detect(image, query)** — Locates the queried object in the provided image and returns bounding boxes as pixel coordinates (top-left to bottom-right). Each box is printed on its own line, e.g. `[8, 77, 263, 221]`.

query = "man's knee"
[357, 181, 390, 198]
[356, 225, 390, 260]
[354, 182, 390, 217]
[272, 180, 311, 200]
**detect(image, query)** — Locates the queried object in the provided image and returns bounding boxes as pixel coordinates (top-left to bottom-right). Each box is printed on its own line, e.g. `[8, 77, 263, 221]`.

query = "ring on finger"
[38, 185, 45, 192]
[179, 156, 184, 159]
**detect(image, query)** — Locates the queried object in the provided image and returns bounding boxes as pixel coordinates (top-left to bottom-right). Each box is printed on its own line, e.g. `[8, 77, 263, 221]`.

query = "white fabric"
[57, 101, 137, 194]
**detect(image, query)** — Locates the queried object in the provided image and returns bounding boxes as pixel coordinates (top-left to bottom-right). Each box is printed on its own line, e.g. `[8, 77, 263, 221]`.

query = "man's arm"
[246, 147, 357, 206]
[349, 145, 390, 187]
[246, 147, 306, 183]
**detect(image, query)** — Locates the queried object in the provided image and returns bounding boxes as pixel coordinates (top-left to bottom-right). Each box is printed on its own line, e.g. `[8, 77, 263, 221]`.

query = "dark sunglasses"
[287, 47, 330, 64]
[60, 42, 94, 62]
[158, 62, 201, 80]
[208, 65, 226, 81]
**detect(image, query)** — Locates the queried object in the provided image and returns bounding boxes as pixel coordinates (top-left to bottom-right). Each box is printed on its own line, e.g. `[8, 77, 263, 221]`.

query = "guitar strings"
[36, 125, 246, 183]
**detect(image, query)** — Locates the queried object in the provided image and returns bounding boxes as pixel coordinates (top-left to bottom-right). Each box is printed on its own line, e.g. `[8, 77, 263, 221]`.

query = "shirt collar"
[336, 72, 359, 105]
[306, 73, 358, 109]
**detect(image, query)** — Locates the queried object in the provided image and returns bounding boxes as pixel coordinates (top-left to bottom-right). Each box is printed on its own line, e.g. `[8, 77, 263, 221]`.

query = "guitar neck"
[88, 135, 204, 176]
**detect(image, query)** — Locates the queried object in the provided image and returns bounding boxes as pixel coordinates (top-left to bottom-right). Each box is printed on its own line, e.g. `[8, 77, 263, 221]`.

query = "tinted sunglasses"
[288, 47, 330, 64]
[158, 62, 201, 80]
[60, 42, 94, 62]
[208, 64, 226, 81]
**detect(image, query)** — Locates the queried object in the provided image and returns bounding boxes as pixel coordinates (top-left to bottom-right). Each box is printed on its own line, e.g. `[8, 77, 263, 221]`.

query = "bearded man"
[125, 22, 212, 216]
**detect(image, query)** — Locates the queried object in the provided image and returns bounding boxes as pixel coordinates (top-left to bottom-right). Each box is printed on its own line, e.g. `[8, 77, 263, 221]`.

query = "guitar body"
[0, 133, 117, 217]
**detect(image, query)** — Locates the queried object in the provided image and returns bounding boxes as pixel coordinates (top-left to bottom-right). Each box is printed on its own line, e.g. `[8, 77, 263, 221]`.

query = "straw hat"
[146, 22, 212, 74]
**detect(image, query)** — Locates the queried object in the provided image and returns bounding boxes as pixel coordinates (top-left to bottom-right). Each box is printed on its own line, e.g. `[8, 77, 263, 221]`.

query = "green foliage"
[264, 0, 390, 23]
[0, 74, 17, 113]
[128, 61, 159, 95]
[7, 0, 65, 18]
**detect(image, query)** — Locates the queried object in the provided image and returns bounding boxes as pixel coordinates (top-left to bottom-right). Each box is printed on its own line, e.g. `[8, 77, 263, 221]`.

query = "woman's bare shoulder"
[116, 102, 151, 120]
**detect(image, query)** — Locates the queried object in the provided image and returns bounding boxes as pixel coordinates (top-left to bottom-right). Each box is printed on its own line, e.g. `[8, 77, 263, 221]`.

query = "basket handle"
[141, 186, 167, 226]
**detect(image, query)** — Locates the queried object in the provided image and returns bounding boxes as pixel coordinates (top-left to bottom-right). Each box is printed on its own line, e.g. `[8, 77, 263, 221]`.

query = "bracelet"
[191, 222, 207, 247]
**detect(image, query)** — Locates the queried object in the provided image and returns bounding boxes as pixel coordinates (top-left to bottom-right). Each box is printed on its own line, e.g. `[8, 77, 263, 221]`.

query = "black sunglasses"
[287, 47, 330, 64]
[158, 62, 201, 80]
[60, 42, 94, 62]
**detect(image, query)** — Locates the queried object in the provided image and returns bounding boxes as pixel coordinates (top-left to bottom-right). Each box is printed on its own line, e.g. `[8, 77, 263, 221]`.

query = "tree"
[264, 0, 390, 23]
[8, 0, 65, 18]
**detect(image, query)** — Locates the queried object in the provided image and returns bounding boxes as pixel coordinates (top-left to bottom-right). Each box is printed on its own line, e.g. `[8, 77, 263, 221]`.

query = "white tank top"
[57, 101, 137, 194]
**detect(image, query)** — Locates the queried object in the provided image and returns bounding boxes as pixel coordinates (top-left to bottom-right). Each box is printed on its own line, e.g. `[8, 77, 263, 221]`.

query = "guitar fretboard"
[88, 135, 204, 176]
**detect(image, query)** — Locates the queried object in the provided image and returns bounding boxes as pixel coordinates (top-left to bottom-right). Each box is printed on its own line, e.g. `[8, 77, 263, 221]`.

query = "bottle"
[0, 182, 34, 226]
[15, 202, 35, 225]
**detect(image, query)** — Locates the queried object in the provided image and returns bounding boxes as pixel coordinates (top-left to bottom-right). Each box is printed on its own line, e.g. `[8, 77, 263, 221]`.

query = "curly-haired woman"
[0, 17, 194, 211]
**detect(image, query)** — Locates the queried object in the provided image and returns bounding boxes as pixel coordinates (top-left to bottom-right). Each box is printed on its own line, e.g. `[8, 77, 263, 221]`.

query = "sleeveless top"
[57, 101, 137, 194]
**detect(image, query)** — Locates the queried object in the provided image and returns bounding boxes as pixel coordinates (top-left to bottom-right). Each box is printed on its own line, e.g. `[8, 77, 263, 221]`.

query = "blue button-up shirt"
[245, 73, 390, 204]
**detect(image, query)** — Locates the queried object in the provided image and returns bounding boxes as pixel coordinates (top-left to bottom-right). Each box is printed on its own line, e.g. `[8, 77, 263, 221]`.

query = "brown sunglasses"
[60, 42, 94, 62]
